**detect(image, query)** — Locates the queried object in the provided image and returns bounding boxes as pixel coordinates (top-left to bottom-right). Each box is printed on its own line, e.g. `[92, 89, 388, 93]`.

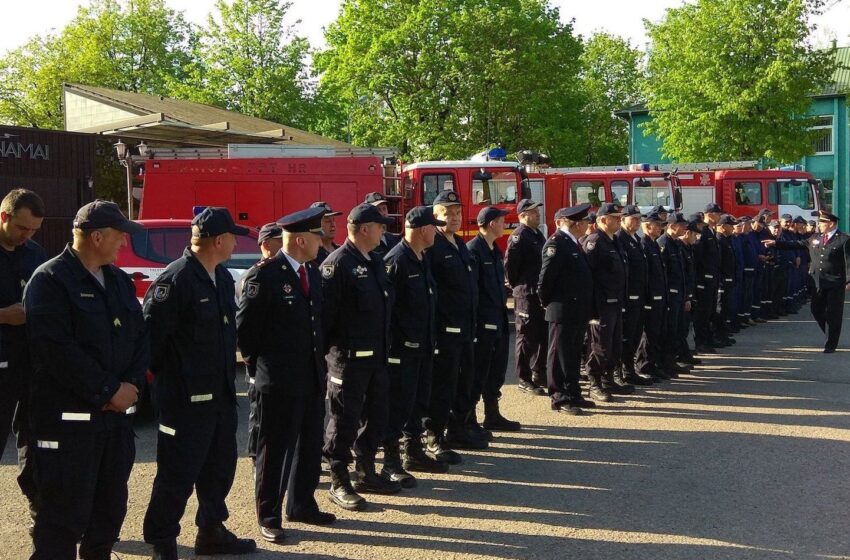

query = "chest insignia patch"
[353, 265, 369, 277]
[113, 318, 122, 328]
[321, 265, 334, 279]
[283, 283, 292, 294]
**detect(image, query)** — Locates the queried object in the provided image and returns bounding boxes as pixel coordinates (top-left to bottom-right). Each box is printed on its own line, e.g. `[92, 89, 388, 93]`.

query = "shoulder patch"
[244, 282, 259, 299]
[585, 241, 596, 251]
[321, 264, 335, 279]
[152, 283, 171, 303]
[545, 246, 556, 257]
[511, 234, 519, 243]
[385, 264, 393, 275]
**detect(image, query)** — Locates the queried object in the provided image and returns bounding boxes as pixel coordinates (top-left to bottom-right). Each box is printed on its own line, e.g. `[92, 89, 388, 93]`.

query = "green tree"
[578, 33, 644, 166]
[0, 0, 194, 129]
[174, 0, 313, 128]
[315, 0, 585, 162]
[643, 0, 837, 163]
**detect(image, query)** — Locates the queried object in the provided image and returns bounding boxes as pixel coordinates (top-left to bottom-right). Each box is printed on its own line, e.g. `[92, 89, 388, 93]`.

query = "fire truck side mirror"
[473, 171, 493, 182]
[674, 187, 683, 210]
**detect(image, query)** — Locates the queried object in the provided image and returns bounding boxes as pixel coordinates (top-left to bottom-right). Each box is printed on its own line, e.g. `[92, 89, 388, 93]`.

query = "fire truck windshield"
[633, 178, 672, 212]
[769, 180, 815, 210]
[472, 172, 519, 205]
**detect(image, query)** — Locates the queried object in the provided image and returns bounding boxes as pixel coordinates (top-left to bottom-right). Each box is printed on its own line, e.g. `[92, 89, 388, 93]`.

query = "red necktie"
[298, 265, 309, 296]
[822, 233, 828, 246]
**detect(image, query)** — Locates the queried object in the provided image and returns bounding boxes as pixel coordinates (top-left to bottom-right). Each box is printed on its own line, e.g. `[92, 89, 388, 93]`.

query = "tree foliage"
[0, 0, 194, 129]
[643, 0, 838, 163]
[578, 33, 644, 166]
[172, 0, 314, 128]
[315, 0, 585, 162]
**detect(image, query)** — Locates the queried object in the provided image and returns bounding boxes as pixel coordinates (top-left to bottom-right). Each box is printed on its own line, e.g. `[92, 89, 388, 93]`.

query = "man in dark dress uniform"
[715, 214, 738, 340]
[765, 210, 850, 352]
[583, 203, 633, 402]
[636, 211, 667, 380]
[657, 213, 691, 377]
[504, 198, 548, 396]
[24, 200, 147, 560]
[143, 207, 256, 560]
[0, 189, 47, 529]
[382, 207, 448, 483]
[237, 207, 334, 544]
[468, 206, 521, 433]
[311, 201, 342, 265]
[364, 192, 402, 259]
[322, 203, 400, 511]
[424, 190, 485, 464]
[693, 203, 724, 351]
[539, 204, 596, 415]
[614, 204, 652, 386]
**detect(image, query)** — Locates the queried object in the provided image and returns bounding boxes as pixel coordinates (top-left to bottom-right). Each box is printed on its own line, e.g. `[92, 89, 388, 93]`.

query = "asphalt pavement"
[3, 303, 850, 560]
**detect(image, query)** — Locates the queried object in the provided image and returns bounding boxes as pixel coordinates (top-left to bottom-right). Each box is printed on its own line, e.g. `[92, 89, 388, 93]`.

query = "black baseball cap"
[192, 207, 249, 238]
[704, 203, 723, 214]
[621, 204, 641, 217]
[257, 223, 282, 245]
[405, 206, 446, 228]
[717, 214, 737, 226]
[277, 207, 326, 234]
[517, 198, 542, 214]
[477, 206, 510, 226]
[364, 192, 388, 206]
[780, 213, 793, 220]
[642, 211, 665, 223]
[650, 205, 669, 215]
[666, 212, 688, 225]
[73, 200, 143, 234]
[792, 216, 806, 225]
[433, 190, 462, 207]
[582, 212, 597, 224]
[554, 203, 591, 221]
[348, 203, 395, 225]
[597, 202, 623, 217]
[310, 201, 342, 217]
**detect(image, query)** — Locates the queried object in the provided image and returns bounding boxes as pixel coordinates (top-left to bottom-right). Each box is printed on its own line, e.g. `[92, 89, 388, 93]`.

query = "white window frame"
[811, 115, 833, 155]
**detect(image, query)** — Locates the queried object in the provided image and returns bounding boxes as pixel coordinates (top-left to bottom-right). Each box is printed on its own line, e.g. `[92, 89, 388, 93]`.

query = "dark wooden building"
[0, 125, 97, 255]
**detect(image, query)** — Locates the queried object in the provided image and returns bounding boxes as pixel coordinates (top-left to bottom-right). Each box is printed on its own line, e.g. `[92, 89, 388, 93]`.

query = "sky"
[1, 0, 849, 56]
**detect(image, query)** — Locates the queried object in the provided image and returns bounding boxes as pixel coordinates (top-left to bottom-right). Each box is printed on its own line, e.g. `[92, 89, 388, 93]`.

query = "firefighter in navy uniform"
[24, 200, 148, 560]
[504, 198, 548, 396]
[614, 204, 652, 386]
[311, 201, 342, 265]
[538, 204, 596, 415]
[0, 189, 47, 530]
[364, 192, 402, 258]
[143, 207, 256, 560]
[468, 206, 522, 433]
[715, 214, 738, 339]
[693, 203, 724, 352]
[382, 207, 449, 486]
[237, 207, 333, 544]
[635, 211, 667, 380]
[765, 210, 850, 352]
[241, 222, 283, 463]
[322, 203, 400, 512]
[657, 213, 690, 378]
[425, 190, 485, 464]
[583, 203, 633, 402]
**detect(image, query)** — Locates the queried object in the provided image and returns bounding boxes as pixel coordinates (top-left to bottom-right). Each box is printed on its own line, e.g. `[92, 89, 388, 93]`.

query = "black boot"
[483, 400, 521, 431]
[604, 369, 635, 395]
[328, 469, 366, 511]
[445, 413, 488, 450]
[425, 430, 463, 464]
[588, 382, 612, 403]
[621, 364, 652, 386]
[151, 540, 178, 560]
[465, 409, 493, 441]
[194, 524, 257, 556]
[402, 436, 449, 473]
[353, 457, 402, 494]
[381, 441, 416, 488]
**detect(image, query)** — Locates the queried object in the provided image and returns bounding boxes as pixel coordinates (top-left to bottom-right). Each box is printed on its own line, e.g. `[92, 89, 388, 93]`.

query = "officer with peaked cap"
[765, 210, 850, 352]
[310, 201, 342, 264]
[0, 188, 47, 532]
[24, 200, 147, 560]
[364, 192, 402, 258]
[237, 207, 334, 544]
[382, 206, 448, 485]
[468, 206, 521, 434]
[424, 189, 485, 463]
[143, 207, 255, 560]
[693, 203, 723, 352]
[678, 217, 701, 366]
[583, 203, 633, 402]
[505, 198, 548, 396]
[715, 214, 738, 339]
[615, 204, 652, 386]
[322, 203, 400, 511]
[538, 204, 597, 414]
[636, 211, 668, 380]
[753, 209, 775, 320]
